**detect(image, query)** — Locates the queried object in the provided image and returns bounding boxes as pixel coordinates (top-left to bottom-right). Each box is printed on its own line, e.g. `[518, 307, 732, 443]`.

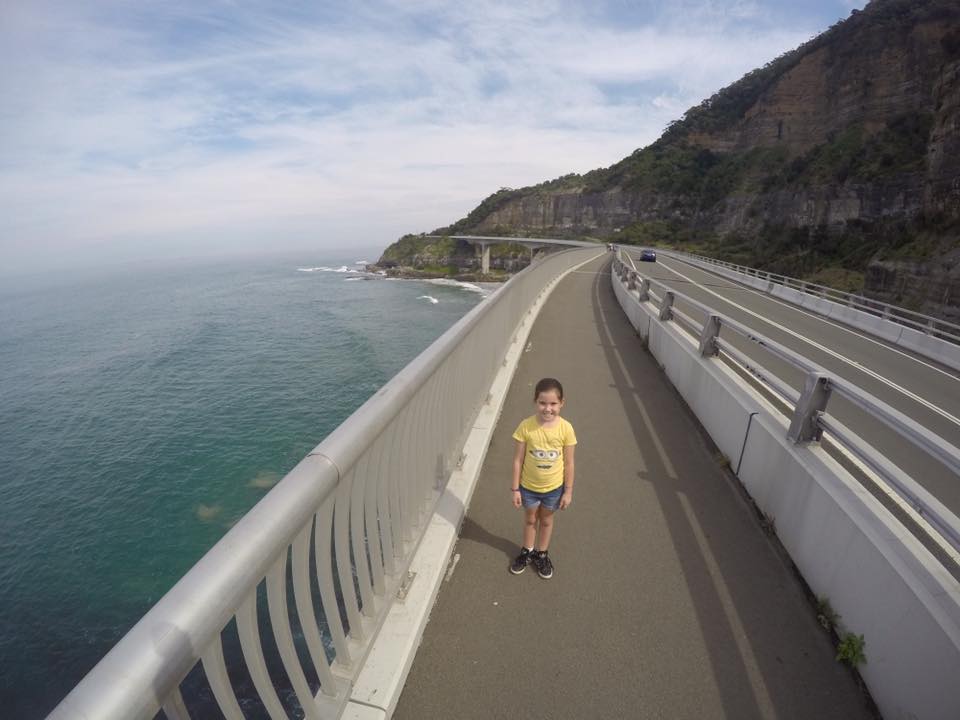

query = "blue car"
[639, 249, 657, 262]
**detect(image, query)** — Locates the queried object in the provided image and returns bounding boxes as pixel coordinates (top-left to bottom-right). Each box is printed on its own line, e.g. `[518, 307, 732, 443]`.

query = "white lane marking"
[650, 256, 960, 428]
[444, 553, 461, 582]
[664, 255, 960, 385]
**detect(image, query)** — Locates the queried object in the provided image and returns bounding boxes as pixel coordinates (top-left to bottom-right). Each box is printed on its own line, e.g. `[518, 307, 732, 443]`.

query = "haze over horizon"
[1, 0, 868, 277]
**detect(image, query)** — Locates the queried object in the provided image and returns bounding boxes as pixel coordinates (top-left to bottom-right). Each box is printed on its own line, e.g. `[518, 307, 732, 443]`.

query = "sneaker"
[534, 550, 554, 579]
[510, 548, 532, 574]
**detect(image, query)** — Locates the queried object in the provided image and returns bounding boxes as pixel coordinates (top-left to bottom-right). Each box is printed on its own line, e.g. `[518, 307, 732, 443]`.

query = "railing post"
[788, 372, 832, 443]
[638, 278, 650, 301]
[699, 315, 721, 356]
[628, 271, 637, 290]
[659, 291, 675, 321]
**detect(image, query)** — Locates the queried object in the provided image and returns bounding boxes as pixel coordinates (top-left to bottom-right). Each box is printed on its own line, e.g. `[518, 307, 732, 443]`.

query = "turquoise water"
[0, 251, 487, 718]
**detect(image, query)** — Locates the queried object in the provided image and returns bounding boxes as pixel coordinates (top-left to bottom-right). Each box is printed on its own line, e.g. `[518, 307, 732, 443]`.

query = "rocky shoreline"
[364, 264, 512, 282]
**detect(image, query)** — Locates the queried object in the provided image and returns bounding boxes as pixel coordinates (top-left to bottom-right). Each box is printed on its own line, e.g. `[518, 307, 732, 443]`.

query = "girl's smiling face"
[535, 389, 564, 423]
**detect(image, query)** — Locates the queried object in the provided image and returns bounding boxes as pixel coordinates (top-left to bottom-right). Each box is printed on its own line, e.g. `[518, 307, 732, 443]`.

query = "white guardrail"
[612, 247, 960, 720]
[49, 246, 601, 720]
[663, 250, 960, 372]
[613, 250, 960, 554]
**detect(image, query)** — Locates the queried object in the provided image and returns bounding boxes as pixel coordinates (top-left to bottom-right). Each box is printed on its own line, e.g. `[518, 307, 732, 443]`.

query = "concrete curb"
[342, 252, 604, 719]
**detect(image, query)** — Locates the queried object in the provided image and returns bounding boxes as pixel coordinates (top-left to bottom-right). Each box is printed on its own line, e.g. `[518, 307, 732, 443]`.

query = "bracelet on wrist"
[511, 488, 520, 492]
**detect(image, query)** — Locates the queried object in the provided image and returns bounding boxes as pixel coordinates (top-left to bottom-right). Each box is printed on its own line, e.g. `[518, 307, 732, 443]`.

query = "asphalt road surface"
[622, 249, 960, 520]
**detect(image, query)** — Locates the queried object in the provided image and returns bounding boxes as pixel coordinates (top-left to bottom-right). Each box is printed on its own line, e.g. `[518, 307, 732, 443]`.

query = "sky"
[0, 0, 868, 275]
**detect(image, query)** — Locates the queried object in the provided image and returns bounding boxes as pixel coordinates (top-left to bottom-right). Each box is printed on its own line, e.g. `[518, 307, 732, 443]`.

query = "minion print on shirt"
[530, 447, 560, 471]
[512, 415, 577, 493]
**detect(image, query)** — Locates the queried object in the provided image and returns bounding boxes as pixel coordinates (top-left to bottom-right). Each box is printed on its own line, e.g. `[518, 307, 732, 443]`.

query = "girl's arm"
[511, 440, 525, 509]
[559, 444, 575, 510]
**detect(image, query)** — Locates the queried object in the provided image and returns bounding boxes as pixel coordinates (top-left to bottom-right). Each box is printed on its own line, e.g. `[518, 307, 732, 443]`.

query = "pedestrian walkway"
[394, 255, 876, 719]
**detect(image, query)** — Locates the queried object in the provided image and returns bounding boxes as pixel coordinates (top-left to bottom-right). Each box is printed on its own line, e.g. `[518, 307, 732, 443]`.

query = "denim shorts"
[520, 485, 563, 511]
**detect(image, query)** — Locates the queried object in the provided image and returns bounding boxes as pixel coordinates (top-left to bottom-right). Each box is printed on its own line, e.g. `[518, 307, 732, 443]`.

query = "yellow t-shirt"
[512, 415, 577, 492]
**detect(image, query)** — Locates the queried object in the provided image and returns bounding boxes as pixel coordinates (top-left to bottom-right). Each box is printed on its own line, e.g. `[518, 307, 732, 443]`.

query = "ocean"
[0, 250, 489, 718]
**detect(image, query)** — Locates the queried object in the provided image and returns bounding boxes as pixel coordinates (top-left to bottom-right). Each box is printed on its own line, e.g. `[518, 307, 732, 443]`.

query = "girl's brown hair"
[534, 377, 564, 401]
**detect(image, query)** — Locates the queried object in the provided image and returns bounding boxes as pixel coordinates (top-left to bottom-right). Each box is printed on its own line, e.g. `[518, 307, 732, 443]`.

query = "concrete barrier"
[612, 268, 960, 720]
[898, 324, 960, 370]
[667, 253, 960, 373]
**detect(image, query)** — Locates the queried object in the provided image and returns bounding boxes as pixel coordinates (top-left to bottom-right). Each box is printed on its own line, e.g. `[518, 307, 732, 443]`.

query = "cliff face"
[867, 246, 960, 321]
[435, 0, 960, 319]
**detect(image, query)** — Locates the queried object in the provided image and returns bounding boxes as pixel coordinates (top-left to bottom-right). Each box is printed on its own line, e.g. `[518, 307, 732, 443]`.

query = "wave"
[425, 278, 488, 295]
[417, 295, 440, 304]
[354, 260, 369, 265]
[297, 265, 361, 273]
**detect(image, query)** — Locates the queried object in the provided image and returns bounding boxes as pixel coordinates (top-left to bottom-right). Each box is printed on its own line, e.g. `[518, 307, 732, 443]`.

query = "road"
[623, 248, 960, 519]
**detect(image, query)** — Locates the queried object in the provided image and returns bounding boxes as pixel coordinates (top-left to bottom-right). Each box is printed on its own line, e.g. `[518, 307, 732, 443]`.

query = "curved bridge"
[50, 243, 960, 720]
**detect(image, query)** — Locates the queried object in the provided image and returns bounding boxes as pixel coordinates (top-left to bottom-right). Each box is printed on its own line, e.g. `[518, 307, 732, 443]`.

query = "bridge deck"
[394, 256, 876, 719]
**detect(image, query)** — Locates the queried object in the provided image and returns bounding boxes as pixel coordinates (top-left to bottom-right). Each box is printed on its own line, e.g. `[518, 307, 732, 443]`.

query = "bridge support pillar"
[479, 243, 491, 274]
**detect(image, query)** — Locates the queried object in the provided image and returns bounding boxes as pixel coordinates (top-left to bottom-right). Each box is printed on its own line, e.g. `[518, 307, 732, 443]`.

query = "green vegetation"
[816, 596, 840, 633]
[597, 109, 932, 206]
[380, 234, 466, 263]
[376, 234, 534, 279]
[758, 113, 934, 189]
[836, 632, 867, 667]
[806, 267, 866, 293]
[813, 598, 867, 668]
[614, 220, 692, 247]
[695, 222, 879, 279]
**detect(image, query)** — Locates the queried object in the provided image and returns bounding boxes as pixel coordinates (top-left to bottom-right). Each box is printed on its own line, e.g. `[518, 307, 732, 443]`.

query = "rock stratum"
[378, 0, 960, 319]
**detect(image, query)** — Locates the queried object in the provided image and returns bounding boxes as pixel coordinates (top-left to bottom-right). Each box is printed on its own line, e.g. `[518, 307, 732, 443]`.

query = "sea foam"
[297, 265, 360, 273]
[425, 278, 488, 295]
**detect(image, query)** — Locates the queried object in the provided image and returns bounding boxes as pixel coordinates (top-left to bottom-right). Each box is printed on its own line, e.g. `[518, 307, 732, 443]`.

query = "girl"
[509, 377, 577, 579]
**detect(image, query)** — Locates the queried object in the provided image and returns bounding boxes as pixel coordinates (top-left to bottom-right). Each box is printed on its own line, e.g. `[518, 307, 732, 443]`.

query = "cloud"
[0, 1, 838, 273]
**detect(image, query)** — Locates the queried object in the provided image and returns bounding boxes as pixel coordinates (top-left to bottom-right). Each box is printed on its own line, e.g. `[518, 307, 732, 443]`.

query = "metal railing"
[613, 250, 960, 557]
[50, 246, 601, 720]
[449, 234, 600, 248]
[662, 249, 960, 345]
